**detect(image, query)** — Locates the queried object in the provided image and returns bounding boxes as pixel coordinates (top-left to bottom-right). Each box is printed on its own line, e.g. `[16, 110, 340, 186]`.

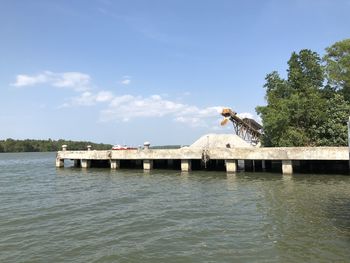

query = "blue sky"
[1, 0, 349, 146]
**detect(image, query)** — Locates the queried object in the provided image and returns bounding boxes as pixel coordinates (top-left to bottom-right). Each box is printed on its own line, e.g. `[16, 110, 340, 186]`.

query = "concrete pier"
[143, 160, 153, 170]
[282, 160, 293, 175]
[181, 159, 191, 172]
[55, 146, 349, 175]
[110, 160, 120, 169]
[81, 159, 91, 168]
[56, 158, 64, 168]
[225, 160, 237, 173]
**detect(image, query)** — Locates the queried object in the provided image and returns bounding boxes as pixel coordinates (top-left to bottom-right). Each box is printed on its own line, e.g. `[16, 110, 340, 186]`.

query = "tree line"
[0, 139, 112, 153]
[256, 39, 350, 147]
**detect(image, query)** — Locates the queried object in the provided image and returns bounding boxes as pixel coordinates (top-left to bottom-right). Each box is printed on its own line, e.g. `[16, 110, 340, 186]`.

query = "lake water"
[0, 152, 350, 262]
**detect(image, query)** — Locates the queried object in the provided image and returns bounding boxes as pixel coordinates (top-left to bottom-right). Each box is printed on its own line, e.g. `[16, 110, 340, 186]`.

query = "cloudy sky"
[1, 0, 349, 145]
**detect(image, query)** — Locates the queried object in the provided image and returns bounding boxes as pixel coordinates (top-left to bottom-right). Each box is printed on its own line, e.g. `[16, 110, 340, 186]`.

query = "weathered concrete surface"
[81, 159, 91, 168]
[282, 160, 293, 175]
[55, 158, 64, 167]
[181, 159, 191, 171]
[57, 147, 348, 161]
[225, 160, 237, 173]
[110, 159, 120, 169]
[208, 147, 348, 160]
[143, 160, 153, 170]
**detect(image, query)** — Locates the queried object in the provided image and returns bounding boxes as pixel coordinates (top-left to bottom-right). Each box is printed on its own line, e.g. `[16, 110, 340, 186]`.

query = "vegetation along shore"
[0, 139, 112, 153]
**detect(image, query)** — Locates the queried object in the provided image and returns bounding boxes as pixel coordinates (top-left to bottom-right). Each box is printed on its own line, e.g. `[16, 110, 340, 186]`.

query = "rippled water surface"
[1, 152, 350, 262]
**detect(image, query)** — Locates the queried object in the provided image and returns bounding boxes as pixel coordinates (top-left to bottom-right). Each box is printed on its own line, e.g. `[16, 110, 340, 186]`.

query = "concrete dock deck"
[56, 146, 349, 174]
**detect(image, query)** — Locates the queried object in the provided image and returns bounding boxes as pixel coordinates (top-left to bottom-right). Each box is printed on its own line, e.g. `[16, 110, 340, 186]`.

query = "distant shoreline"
[0, 139, 112, 153]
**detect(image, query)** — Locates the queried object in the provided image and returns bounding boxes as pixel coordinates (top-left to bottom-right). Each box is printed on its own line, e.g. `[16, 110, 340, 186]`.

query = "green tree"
[256, 72, 291, 146]
[324, 39, 350, 101]
[0, 139, 112, 152]
[288, 49, 324, 91]
[315, 94, 350, 146]
[257, 49, 326, 146]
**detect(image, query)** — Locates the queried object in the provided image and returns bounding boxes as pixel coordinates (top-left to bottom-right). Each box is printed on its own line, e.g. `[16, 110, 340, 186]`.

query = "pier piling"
[56, 158, 64, 168]
[143, 160, 153, 170]
[181, 159, 191, 172]
[282, 160, 293, 175]
[110, 160, 120, 169]
[225, 160, 237, 173]
[81, 159, 91, 168]
[55, 146, 349, 174]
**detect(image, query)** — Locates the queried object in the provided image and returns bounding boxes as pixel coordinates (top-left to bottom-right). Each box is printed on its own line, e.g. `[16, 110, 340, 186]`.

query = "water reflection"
[225, 173, 237, 191]
[326, 198, 350, 237]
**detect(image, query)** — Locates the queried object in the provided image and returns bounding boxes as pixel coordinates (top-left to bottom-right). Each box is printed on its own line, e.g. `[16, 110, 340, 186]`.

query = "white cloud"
[121, 79, 131, 85]
[96, 91, 114, 102]
[12, 71, 91, 91]
[12, 73, 49, 87]
[60, 90, 114, 107]
[99, 93, 224, 127]
[51, 72, 91, 91]
[120, 75, 131, 85]
[237, 112, 254, 119]
[101, 94, 186, 121]
[17, 70, 256, 128]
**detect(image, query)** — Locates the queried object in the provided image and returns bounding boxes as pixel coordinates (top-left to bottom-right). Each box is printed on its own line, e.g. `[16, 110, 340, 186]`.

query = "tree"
[324, 39, 350, 101]
[257, 49, 326, 147]
[288, 49, 324, 91]
[315, 94, 350, 146]
[256, 72, 291, 146]
[0, 139, 112, 152]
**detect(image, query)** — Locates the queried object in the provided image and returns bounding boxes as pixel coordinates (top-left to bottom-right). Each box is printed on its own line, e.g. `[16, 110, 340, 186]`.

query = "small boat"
[111, 144, 137, 150]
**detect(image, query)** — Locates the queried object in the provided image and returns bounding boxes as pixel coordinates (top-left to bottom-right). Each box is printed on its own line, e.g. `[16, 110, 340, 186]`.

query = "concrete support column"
[110, 159, 120, 169]
[81, 159, 91, 168]
[181, 159, 191, 172]
[262, 160, 266, 171]
[225, 159, 237, 173]
[282, 160, 293, 175]
[56, 158, 64, 168]
[143, 160, 153, 170]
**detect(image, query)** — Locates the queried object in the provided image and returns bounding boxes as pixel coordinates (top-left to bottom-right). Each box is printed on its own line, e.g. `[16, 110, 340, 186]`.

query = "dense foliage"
[324, 39, 350, 102]
[0, 139, 112, 152]
[256, 39, 350, 147]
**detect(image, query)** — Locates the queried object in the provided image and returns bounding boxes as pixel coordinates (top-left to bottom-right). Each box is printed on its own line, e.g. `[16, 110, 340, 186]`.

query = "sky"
[1, 0, 349, 146]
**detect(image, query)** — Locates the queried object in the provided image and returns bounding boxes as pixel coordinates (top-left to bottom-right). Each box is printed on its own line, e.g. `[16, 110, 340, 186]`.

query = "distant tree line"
[256, 39, 350, 147]
[0, 139, 112, 152]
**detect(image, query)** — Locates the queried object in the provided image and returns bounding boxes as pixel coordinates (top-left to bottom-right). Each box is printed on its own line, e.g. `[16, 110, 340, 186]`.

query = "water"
[0, 153, 349, 262]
